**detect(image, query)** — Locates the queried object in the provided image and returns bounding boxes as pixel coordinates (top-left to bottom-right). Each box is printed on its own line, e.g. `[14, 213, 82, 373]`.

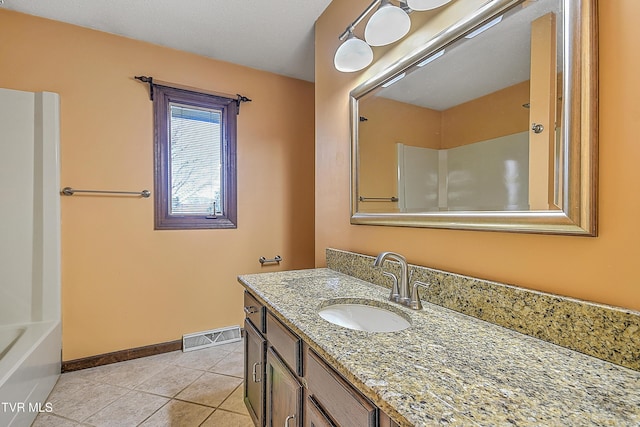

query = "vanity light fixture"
[407, 0, 452, 11]
[465, 15, 503, 38]
[334, 31, 374, 72]
[334, 0, 452, 73]
[364, 0, 411, 46]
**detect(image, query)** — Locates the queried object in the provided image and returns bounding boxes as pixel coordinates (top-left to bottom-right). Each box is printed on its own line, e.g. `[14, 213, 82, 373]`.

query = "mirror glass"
[351, 0, 597, 235]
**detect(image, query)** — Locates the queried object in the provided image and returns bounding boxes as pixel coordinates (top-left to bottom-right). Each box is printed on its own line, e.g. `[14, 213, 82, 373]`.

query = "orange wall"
[360, 96, 442, 150]
[358, 97, 440, 212]
[0, 10, 315, 360]
[441, 81, 530, 148]
[316, 0, 640, 312]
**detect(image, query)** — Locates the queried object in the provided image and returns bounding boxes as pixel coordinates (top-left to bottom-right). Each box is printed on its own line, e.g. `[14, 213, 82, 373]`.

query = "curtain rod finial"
[135, 75, 154, 100]
[235, 94, 252, 114]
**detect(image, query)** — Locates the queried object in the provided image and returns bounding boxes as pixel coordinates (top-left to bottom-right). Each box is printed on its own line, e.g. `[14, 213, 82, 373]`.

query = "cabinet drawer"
[244, 291, 266, 334]
[266, 312, 302, 376]
[306, 349, 376, 427]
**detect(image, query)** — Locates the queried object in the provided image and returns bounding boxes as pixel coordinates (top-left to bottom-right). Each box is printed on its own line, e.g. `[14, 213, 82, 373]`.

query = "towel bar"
[61, 187, 151, 198]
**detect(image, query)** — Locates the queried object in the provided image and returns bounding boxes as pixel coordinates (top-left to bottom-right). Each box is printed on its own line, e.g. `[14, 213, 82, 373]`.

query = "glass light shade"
[334, 35, 373, 72]
[407, 0, 452, 11]
[364, 1, 411, 46]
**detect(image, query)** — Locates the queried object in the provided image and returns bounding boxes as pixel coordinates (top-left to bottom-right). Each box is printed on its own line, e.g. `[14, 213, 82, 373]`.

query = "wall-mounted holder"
[359, 196, 399, 202]
[259, 255, 282, 266]
[531, 123, 545, 134]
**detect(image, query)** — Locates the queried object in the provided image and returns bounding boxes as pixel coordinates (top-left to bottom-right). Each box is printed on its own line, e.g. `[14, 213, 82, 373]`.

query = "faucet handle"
[383, 272, 400, 302]
[409, 281, 430, 310]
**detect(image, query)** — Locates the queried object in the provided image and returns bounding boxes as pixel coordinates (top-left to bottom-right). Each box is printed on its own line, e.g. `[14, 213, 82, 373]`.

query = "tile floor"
[32, 340, 253, 427]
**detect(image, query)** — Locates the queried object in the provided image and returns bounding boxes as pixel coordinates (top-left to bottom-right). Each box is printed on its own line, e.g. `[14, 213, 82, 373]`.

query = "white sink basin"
[318, 301, 411, 333]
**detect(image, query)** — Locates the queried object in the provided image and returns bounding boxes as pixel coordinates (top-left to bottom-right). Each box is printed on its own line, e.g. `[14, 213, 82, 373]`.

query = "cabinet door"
[305, 395, 336, 427]
[266, 347, 302, 427]
[245, 319, 266, 426]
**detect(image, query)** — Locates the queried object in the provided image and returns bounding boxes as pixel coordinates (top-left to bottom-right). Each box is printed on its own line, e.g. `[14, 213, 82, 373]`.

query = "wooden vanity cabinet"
[243, 290, 398, 427]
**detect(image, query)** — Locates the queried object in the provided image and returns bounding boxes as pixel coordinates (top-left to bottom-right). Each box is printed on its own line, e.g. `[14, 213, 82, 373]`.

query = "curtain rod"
[134, 75, 251, 113]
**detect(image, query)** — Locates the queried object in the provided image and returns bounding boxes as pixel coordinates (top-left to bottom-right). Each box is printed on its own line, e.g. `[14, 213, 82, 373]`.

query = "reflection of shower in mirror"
[394, 132, 529, 213]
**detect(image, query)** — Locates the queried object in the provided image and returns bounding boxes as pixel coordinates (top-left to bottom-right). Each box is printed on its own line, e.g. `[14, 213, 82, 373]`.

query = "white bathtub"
[0, 89, 61, 426]
[0, 322, 61, 426]
[0, 327, 25, 360]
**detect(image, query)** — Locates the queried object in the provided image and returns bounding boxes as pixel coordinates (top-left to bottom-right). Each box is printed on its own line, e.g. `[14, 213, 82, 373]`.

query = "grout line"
[36, 412, 89, 426]
[77, 389, 132, 424]
[197, 407, 251, 427]
[199, 408, 217, 427]
[151, 370, 207, 400]
[136, 398, 171, 426]
[216, 382, 242, 408]
[215, 382, 252, 416]
[172, 396, 218, 409]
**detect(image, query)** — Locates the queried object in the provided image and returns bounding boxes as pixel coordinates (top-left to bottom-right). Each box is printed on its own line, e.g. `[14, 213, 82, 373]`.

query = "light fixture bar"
[339, 0, 382, 40]
[382, 72, 406, 87]
[334, 0, 447, 73]
[416, 49, 445, 67]
[464, 15, 503, 38]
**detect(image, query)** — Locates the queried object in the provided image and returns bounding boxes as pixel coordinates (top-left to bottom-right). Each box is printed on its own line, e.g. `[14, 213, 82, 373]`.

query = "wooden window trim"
[153, 84, 238, 230]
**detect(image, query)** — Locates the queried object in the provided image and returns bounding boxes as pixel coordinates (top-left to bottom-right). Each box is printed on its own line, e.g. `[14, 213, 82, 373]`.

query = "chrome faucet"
[373, 251, 430, 310]
[374, 252, 410, 303]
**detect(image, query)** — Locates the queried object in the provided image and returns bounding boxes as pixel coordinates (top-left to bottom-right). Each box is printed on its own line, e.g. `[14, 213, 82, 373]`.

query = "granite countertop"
[238, 268, 640, 427]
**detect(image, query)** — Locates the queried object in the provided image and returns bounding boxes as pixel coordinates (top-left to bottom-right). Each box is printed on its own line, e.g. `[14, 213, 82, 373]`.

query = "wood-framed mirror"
[350, 0, 597, 235]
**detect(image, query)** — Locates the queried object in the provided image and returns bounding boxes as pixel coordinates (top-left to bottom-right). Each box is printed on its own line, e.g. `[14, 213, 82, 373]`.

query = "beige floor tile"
[57, 365, 113, 385]
[135, 364, 204, 397]
[83, 390, 169, 426]
[143, 350, 184, 365]
[201, 408, 254, 426]
[40, 344, 248, 426]
[46, 379, 129, 422]
[172, 347, 230, 371]
[88, 358, 166, 389]
[219, 384, 250, 415]
[31, 413, 81, 427]
[47, 375, 95, 398]
[223, 340, 244, 354]
[139, 400, 214, 427]
[175, 372, 243, 407]
[210, 351, 244, 378]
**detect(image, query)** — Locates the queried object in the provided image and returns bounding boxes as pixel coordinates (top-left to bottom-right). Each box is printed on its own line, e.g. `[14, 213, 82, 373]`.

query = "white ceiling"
[379, 0, 562, 110]
[0, 0, 333, 82]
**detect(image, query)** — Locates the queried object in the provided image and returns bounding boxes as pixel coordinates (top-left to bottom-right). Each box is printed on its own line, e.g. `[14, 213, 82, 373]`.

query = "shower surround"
[0, 88, 61, 427]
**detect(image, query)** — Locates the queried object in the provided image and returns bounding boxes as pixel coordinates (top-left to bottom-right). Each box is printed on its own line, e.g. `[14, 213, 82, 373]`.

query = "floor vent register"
[182, 325, 242, 352]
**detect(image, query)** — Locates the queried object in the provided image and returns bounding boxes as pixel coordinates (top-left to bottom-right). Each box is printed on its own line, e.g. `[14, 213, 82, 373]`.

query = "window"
[153, 85, 237, 229]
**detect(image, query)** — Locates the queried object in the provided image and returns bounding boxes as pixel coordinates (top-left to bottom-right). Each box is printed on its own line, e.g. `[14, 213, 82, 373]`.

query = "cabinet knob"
[284, 414, 296, 427]
[244, 305, 258, 315]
